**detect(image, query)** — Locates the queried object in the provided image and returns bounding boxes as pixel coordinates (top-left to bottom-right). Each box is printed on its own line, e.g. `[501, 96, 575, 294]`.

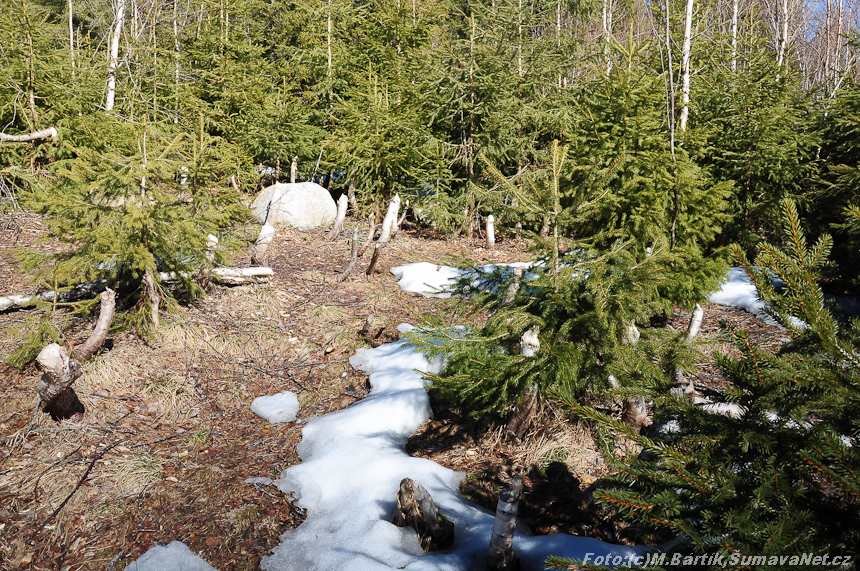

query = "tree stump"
[487, 476, 523, 571]
[35, 288, 116, 420]
[36, 344, 84, 421]
[393, 478, 454, 552]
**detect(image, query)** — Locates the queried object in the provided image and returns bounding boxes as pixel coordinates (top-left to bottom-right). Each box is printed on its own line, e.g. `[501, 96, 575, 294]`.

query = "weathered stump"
[393, 478, 454, 552]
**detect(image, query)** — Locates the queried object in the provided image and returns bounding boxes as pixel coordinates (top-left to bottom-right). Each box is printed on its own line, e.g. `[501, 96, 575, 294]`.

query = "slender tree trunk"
[731, 0, 739, 71]
[173, 0, 180, 123]
[20, 0, 38, 129]
[327, 0, 333, 111]
[777, 0, 788, 67]
[105, 0, 126, 111]
[68, 0, 75, 76]
[679, 0, 694, 134]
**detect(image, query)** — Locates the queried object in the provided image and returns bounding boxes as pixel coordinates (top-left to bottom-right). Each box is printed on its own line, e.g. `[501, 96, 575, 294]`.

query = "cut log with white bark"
[393, 478, 454, 552]
[486, 476, 522, 571]
[290, 156, 298, 183]
[486, 215, 495, 250]
[158, 267, 274, 284]
[327, 194, 348, 241]
[0, 127, 58, 143]
[0, 281, 107, 312]
[377, 194, 401, 244]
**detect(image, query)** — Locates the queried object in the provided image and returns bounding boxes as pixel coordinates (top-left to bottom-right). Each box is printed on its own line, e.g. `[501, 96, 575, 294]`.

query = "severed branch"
[357, 213, 376, 257]
[327, 194, 348, 241]
[25, 439, 126, 545]
[336, 227, 360, 282]
[0, 127, 58, 143]
[74, 288, 116, 361]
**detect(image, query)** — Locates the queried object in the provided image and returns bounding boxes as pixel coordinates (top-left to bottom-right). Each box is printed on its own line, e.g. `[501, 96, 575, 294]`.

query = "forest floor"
[0, 210, 786, 571]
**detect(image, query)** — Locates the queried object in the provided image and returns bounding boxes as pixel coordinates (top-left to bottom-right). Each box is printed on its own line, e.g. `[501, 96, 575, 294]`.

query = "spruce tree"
[19, 118, 249, 330]
[558, 200, 860, 570]
[410, 142, 680, 417]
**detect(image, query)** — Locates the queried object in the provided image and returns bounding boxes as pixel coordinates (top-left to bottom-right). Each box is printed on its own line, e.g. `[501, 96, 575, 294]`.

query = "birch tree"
[105, 0, 126, 111]
[679, 0, 695, 133]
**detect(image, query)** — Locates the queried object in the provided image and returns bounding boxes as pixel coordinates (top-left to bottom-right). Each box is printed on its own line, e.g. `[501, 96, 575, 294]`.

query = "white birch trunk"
[730, 0, 739, 71]
[485, 215, 495, 250]
[105, 0, 126, 111]
[679, 0, 694, 133]
[777, 0, 788, 67]
[68, 0, 75, 76]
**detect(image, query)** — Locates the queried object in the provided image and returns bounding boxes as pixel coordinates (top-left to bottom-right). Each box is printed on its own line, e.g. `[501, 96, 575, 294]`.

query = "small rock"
[93, 389, 110, 398]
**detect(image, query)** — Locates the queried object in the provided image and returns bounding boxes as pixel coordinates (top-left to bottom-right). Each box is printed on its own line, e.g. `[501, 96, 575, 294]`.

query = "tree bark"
[679, 0, 694, 133]
[36, 344, 84, 421]
[327, 194, 348, 241]
[358, 213, 376, 257]
[251, 185, 285, 265]
[730, 0, 739, 71]
[486, 476, 522, 571]
[506, 327, 540, 439]
[393, 478, 454, 552]
[673, 304, 703, 397]
[377, 194, 400, 244]
[290, 156, 298, 183]
[486, 215, 495, 250]
[68, 0, 75, 76]
[144, 269, 160, 329]
[36, 289, 116, 420]
[105, 0, 126, 111]
[74, 288, 116, 361]
[0, 127, 57, 143]
[336, 227, 360, 282]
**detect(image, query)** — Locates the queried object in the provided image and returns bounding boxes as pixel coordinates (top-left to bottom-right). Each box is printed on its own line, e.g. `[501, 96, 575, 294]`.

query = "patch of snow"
[390, 262, 533, 299]
[261, 325, 645, 571]
[251, 391, 300, 424]
[707, 267, 776, 325]
[125, 541, 217, 571]
[245, 476, 274, 485]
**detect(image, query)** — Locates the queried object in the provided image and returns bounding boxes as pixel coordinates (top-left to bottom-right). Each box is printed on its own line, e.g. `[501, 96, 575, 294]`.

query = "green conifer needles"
[560, 200, 860, 569]
[19, 122, 249, 329]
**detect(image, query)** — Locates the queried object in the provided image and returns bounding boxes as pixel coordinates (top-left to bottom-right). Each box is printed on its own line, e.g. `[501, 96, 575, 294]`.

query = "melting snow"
[125, 541, 217, 571]
[261, 324, 645, 570]
[252, 391, 300, 424]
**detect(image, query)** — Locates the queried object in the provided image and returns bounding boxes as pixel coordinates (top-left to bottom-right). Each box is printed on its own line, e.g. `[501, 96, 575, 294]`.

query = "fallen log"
[1, 268, 273, 312]
[0, 127, 58, 143]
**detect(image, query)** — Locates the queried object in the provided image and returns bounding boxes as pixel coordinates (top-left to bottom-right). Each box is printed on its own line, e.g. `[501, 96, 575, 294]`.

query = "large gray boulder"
[251, 182, 337, 230]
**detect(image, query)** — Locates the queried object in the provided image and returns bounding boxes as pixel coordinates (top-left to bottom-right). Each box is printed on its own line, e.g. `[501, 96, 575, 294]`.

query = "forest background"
[2, 0, 860, 291]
